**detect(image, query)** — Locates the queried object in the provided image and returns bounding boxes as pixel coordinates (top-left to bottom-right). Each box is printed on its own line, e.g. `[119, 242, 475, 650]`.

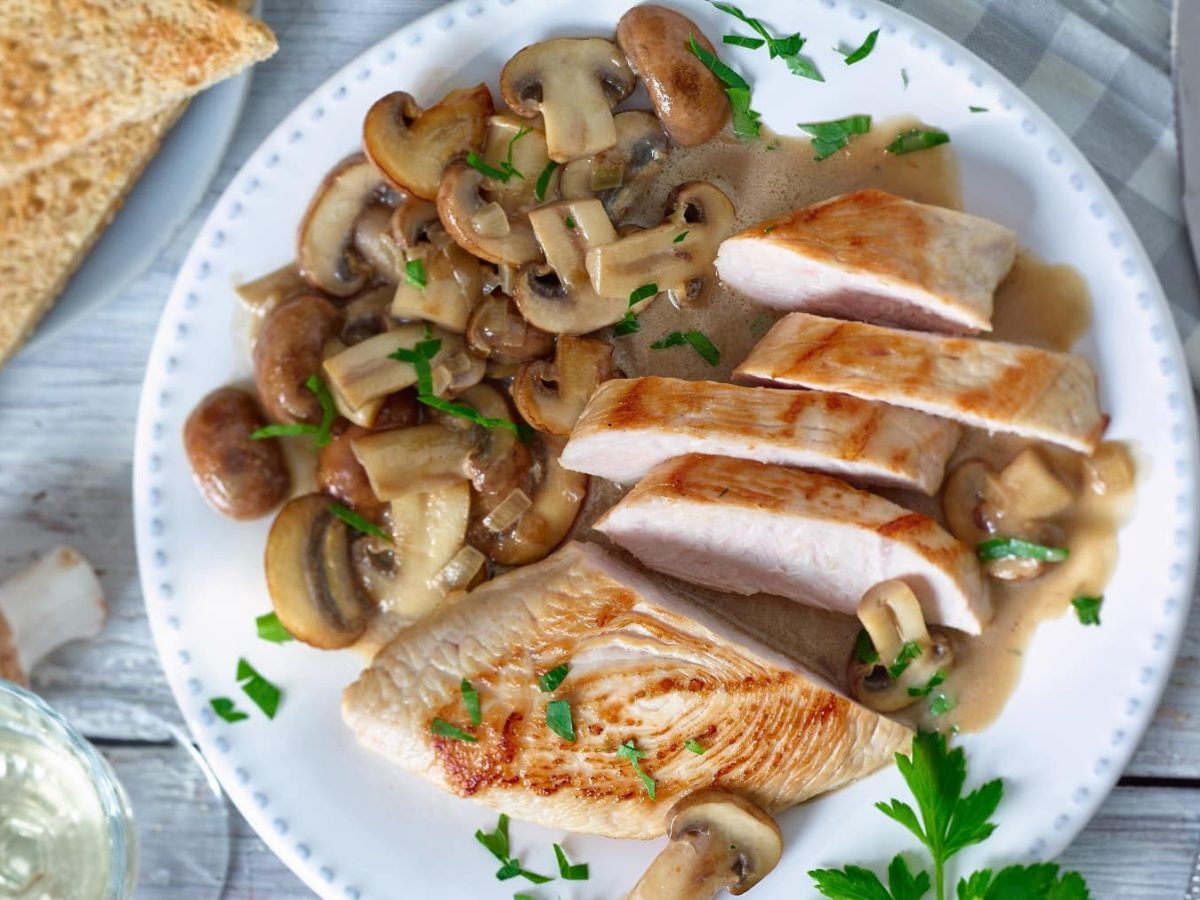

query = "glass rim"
[0, 678, 138, 899]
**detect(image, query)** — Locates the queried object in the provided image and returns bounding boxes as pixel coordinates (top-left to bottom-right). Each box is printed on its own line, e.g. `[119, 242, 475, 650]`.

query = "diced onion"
[482, 488, 532, 533]
[590, 159, 624, 191]
[432, 545, 486, 593]
[498, 265, 517, 296]
[471, 202, 511, 239]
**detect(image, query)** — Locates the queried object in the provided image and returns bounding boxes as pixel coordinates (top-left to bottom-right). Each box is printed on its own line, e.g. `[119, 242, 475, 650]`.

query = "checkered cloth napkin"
[888, 0, 1200, 387]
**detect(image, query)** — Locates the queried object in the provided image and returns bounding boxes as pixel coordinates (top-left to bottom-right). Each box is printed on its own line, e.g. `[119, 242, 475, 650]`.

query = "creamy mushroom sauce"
[575, 116, 1135, 734]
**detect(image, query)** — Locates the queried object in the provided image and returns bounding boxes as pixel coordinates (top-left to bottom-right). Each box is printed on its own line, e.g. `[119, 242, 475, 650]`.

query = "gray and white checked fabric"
[885, 0, 1200, 387]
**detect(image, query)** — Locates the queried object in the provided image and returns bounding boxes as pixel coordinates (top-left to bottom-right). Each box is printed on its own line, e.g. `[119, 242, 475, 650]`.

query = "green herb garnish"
[236, 657, 282, 719]
[1071, 595, 1103, 626]
[887, 641, 922, 680]
[250, 373, 336, 448]
[853, 629, 879, 664]
[553, 843, 589, 880]
[906, 670, 946, 698]
[475, 814, 553, 884]
[886, 128, 951, 155]
[810, 732, 1090, 900]
[538, 663, 570, 693]
[255, 611, 293, 644]
[533, 160, 559, 202]
[685, 739, 707, 755]
[797, 115, 872, 161]
[613, 310, 641, 336]
[628, 283, 658, 306]
[210, 697, 249, 723]
[837, 28, 879, 64]
[976, 537, 1068, 563]
[546, 699, 576, 742]
[466, 128, 530, 184]
[710, 2, 821, 80]
[723, 34, 765, 48]
[564, 215, 576, 230]
[901, 68, 910, 88]
[929, 693, 957, 718]
[461, 678, 482, 725]
[404, 258, 428, 289]
[969, 105, 988, 113]
[329, 502, 391, 542]
[649, 330, 720, 366]
[674, 230, 689, 243]
[617, 739, 657, 800]
[431, 717, 477, 742]
[686, 35, 763, 140]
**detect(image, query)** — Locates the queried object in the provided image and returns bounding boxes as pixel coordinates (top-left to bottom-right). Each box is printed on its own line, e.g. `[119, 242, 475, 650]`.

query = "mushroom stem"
[857, 579, 930, 664]
[0, 547, 107, 685]
[628, 839, 730, 900]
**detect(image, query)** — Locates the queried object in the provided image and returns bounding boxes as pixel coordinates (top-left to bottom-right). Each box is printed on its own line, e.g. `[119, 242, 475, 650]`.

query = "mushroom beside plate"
[133, 1, 1199, 897]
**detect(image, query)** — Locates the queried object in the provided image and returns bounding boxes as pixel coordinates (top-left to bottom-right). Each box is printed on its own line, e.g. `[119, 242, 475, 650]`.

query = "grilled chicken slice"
[734, 313, 1105, 454]
[714, 189, 1017, 334]
[561, 376, 960, 493]
[343, 541, 911, 839]
[595, 455, 990, 635]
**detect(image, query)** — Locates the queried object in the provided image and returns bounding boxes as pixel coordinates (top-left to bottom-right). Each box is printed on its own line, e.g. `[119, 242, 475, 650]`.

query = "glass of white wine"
[0, 679, 137, 900]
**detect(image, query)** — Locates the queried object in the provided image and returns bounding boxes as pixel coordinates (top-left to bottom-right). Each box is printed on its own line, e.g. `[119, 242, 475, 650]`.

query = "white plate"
[133, 1, 1200, 897]
[21, 36, 255, 354]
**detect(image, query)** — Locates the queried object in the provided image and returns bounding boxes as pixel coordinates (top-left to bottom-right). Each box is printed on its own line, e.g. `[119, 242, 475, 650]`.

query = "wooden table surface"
[1, 0, 1197, 897]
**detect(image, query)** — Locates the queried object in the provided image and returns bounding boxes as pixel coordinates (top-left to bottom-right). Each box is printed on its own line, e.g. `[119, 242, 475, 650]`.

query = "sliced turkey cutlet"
[713, 189, 1017, 334]
[595, 454, 990, 635]
[343, 541, 911, 839]
[560, 376, 960, 493]
[734, 312, 1104, 454]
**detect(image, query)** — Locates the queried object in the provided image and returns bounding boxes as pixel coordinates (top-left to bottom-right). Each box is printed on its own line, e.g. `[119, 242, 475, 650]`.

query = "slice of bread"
[0, 0, 276, 185]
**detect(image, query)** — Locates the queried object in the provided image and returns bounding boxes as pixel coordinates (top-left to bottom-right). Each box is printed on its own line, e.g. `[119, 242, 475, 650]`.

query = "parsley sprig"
[250, 374, 336, 448]
[617, 739, 657, 800]
[475, 814, 553, 884]
[810, 732, 1090, 900]
[710, 1, 823, 81]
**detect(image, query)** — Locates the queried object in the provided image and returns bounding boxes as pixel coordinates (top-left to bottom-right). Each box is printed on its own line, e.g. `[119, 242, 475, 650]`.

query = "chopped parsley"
[617, 740, 657, 800]
[710, 1, 823, 81]
[538, 663, 570, 693]
[837, 28, 879, 64]
[674, 230, 689, 243]
[250, 373, 336, 448]
[853, 629, 879, 665]
[255, 611, 293, 644]
[809, 731, 1089, 900]
[901, 67, 910, 89]
[466, 127, 531, 183]
[686, 35, 762, 140]
[723, 34, 765, 49]
[461, 678, 481, 725]
[613, 310, 641, 336]
[976, 537, 1068, 563]
[553, 843, 589, 880]
[475, 814, 553, 884]
[1071, 595, 1103, 626]
[969, 105, 988, 113]
[887, 641, 922, 680]
[210, 697, 249, 723]
[685, 739, 707, 755]
[797, 115, 872, 161]
[628, 282, 658, 305]
[431, 717, 477, 742]
[886, 127, 951, 155]
[906, 670, 946, 698]
[404, 258, 427, 290]
[546, 699, 576, 742]
[329, 502, 391, 542]
[649, 330, 721, 366]
[236, 657, 281, 719]
[564, 215, 576, 229]
[929, 692, 958, 718]
[533, 160, 559, 202]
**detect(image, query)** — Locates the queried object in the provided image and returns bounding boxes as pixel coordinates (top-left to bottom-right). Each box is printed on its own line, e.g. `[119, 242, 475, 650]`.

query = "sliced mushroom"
[513, 336, 614, 435]
[616, 6, 731, 146]
[298, 155, 397, 297]
[352, 425, 473, 500]
[391, 196, 440, 248]
[379, 481, 471, 625]
[438, 158, 542, 266]
[558, 110, 669, 221]
[235, 263, 312, 313]
[264, 494, 372, 649]
[471, 436, 586, 566]
[940, 459, 1003, 546]
[0, 547, 106, 686]
[460, 383, 533, 499]
[848, 580, 954, 713]
[363, 85, 494, 200]
[340, 284, 395, 346]
[499, 38, 636, 162]
[317, 424, 386, 519]
[465, 293, 556, 364]
[353, 204, 405, 283]
[514, 199, 627, 334]
[391, 233, 485, 332]
[586, 181, 736, 301]
[628, 790, 783, 900]
[479, 114, 552, 214]
[254, 293, 342, 424]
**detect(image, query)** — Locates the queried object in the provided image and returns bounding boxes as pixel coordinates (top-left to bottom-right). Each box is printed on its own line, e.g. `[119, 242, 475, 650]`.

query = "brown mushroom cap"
[617, 6, 731, 146]
[253, 293, 341, 424]
[363, 85, 494, 201]
[500, 38, 636, 162]
[438, 158, 542, 267]
[513, 335, 614, 435]
[297, 155, 395, 297]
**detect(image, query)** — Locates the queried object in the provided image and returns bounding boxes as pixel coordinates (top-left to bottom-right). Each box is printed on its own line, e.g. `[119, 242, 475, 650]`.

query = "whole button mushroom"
[253, 293, 341, 424]
[500, 38, 636, 162]
[627, 789, 783, 899]
[617, 6, 731, 147]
